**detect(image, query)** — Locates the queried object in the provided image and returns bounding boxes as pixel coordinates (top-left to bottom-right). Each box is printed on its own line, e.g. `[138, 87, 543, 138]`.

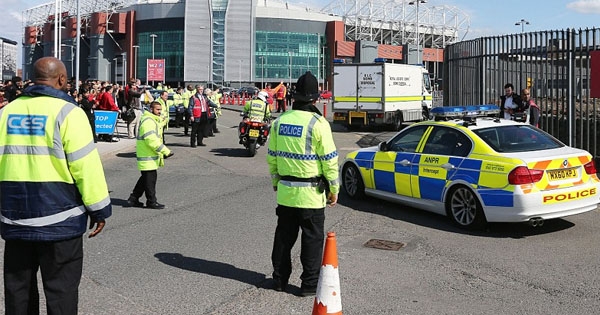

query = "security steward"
[173, 87, 185, 127]
[157, 90, 170, 143]
[0, 57, 112, 314]
[127, 101, 173, 209]
[182, 84, 195, 135]
[267, 71, 339, 296]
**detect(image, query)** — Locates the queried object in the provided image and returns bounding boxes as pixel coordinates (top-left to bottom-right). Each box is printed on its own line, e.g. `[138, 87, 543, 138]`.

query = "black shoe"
[191, 145, 197, 148]
[126, 196, 144, 208]
[273, 278, 288, 292]
[300, 284, 317, 297]
[198, 143, 207, 146]
[146, 202, 165, 209]
[208, 134, 215, 137]
[214, 130, 220, 133]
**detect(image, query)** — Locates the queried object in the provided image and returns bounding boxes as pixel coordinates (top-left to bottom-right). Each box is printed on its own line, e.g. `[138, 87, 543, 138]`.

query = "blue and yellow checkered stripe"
[350, 151, 514, 207]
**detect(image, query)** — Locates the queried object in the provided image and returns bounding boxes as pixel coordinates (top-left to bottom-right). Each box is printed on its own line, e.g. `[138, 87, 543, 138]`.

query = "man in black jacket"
[499, 83, 523, 120]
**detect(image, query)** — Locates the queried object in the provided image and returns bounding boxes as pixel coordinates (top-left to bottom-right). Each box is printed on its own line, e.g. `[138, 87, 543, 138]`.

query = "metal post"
[515, 19, 530, 33]
[288, 51, 293, 85]
[150, 34, 157, 87]
[259, 56, 264, 88]
[409, 0, 426, 65]
[75, 0, 80, 91]
[132, 45, 139, 79]
[316, 33, 320, 89]
[238, 60, 241, 88]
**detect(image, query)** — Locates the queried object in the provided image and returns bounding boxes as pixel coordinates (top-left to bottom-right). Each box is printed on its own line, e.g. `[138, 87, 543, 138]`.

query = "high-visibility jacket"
[136, 111, 171, 171]
[0, 85, 112, 241]
[157, 98, 170, 129]
[267, 110, 339, 208]
[182, 89, 194, 108]
[243, 99, 270, 122]
[172, 93, 184, 106]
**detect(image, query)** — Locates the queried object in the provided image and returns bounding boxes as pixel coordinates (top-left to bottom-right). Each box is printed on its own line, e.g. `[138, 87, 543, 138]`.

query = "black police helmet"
[294, 71, 320, 103]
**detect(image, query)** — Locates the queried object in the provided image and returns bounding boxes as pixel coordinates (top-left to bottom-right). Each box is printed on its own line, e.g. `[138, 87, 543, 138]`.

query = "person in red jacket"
[97, 85, 119, 112]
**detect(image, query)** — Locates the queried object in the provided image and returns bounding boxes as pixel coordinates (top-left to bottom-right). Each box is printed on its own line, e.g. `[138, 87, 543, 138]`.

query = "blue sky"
[2, 0, 600, 59]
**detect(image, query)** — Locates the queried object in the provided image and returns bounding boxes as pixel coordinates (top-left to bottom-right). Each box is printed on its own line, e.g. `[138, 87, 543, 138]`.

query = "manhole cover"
[363, 239, 405, 251]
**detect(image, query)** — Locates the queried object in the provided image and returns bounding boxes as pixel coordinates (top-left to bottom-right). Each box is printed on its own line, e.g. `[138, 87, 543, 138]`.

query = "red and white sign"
[147, 59, 165, 82]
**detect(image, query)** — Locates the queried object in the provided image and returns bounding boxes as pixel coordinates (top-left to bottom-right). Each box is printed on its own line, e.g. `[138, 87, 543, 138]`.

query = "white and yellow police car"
[341, 105, 600, 229]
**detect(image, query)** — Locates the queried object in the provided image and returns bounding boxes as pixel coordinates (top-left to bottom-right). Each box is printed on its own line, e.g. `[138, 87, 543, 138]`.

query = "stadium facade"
[21, 0, 469, 89]
[1, 37, 18, 82]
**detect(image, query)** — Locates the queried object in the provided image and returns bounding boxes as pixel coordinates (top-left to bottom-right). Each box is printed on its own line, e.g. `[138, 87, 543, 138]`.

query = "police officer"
[157, 90, 170, 143]
[239, 91, 271, 144]
[0, 57, 112, 314]
[127, 101, 173, 209]
[267, 71, 339, 296]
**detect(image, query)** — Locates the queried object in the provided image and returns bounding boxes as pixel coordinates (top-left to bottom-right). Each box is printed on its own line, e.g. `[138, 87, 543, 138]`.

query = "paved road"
[1, 108, 600, 314]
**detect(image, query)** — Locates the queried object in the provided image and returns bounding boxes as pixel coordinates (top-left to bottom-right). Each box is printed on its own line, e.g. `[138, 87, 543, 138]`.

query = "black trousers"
[190, 119, 208, 146]
[183, 111, 191, 135]
[277, 99, 286, 112]
[271, 205, 325, 287]
[4, 237, 84, 315]
[132, 170, 158, 204]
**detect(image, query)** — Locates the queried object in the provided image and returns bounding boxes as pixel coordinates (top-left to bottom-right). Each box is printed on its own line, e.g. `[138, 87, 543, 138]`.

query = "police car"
[341, 105, 600, 229]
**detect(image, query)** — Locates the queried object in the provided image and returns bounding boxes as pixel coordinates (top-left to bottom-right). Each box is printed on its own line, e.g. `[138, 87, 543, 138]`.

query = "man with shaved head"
[0, 57, 112, 314]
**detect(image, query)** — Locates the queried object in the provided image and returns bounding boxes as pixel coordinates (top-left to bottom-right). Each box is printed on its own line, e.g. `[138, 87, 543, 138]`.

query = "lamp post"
[61, 44, 74, 78]
[113, 57, 118, 83]
[322, 46, 327, 90]
[409, 0, 426, 65]
[132, 45, 139, 80]
[515, 19, 530, 33]
[288, 51, 293, 85]
[149, 34, 157, 87]
[238, 60, 242, 88]
[258, 56, 264, 88]
[316, 33, 320, 89]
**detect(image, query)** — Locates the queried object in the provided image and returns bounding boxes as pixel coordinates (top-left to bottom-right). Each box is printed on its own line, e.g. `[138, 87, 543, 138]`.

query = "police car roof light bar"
[431, 104, 500, 120]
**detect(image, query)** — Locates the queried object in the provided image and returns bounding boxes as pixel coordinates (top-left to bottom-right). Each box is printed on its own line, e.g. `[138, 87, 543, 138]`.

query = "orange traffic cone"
[312, 232, 342, 315]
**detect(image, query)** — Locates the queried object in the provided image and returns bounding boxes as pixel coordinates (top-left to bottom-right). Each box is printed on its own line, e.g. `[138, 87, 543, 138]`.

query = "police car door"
[372, 125, 428, 197]
[416, 126, 472, 202]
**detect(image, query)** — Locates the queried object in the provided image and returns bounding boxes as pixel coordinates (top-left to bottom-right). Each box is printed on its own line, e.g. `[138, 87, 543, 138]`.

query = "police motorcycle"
[239, 92, 271, 157]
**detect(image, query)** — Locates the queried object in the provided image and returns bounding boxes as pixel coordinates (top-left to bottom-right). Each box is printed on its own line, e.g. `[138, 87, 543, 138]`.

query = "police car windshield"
[473, 125, 563, 153]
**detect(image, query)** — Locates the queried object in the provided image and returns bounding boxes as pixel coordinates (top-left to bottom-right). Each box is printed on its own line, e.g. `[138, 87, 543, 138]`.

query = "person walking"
[188, 85, 217, 147]
[126, 78, 143, 139]
[267, 71, 340, 297]
[0, 57, 112, 314]
[127, 101, 173, 209]
[173, 86, 185, 128]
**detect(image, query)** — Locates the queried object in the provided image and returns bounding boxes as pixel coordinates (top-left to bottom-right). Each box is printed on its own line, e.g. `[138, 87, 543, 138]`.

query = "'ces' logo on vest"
[7, 114, 48, 136]
[279, 124, 303, 137]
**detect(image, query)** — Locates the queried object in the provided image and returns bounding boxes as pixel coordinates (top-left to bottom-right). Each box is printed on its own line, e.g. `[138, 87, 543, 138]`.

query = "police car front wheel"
[446, 185, 486, 230]
[342, 164, 365, 199]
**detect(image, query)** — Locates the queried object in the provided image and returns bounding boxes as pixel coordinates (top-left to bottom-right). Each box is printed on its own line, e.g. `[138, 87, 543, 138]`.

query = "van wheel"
[395, 111, 404, 131]
[446, 185, 486, 230]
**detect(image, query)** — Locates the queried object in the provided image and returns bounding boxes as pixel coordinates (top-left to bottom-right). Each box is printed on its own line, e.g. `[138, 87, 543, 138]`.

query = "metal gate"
[444, 29, 600, 156]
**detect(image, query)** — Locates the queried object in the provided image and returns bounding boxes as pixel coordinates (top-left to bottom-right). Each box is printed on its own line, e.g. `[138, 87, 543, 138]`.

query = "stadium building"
[21, 0, 469, 89]
[1, 37, 18, 82]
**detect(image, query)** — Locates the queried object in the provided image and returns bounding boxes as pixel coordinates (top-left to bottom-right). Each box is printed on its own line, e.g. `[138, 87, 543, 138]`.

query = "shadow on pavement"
[116, 152, 136, 158]
[337, 192, 574, 238]
[110, 197, 129, 207]
[154, 253, 267, 287]
[210, 147, 251, 157]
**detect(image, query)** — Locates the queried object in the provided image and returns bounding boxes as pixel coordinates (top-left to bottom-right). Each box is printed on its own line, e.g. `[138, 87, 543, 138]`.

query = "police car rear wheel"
[446, 186, 486, 229]
[342, 164, 365, 198]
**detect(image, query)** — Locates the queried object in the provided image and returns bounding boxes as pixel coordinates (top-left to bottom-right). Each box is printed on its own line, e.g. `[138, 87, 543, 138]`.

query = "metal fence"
[444, 28, 600, 157]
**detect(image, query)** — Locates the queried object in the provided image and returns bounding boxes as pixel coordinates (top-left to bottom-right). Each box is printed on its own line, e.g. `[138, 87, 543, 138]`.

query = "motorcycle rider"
[239, 91, 271, 144]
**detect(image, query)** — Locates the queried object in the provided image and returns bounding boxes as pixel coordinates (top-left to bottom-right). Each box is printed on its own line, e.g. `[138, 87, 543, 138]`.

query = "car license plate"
[547, 168, 577, 181]
[333, 116, 346, 121]
[249, 129, 260, 137]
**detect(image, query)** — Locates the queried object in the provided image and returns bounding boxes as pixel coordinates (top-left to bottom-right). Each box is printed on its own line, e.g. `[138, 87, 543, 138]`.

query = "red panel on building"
[590, 51, 600, 98]
[24, 27, 38, 45]
[378, 44, 403, 60]
[423, 48, 444, 62]
[64, 17, 78, 39]
[42, 23, 53, 43]
[91, 12, 108, 35]
[336, 41, 355, 57]
[109, 12, 127, 34]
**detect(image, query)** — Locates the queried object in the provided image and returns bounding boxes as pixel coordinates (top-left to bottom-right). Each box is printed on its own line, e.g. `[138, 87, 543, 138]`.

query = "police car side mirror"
[378, 141, 388, 152]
